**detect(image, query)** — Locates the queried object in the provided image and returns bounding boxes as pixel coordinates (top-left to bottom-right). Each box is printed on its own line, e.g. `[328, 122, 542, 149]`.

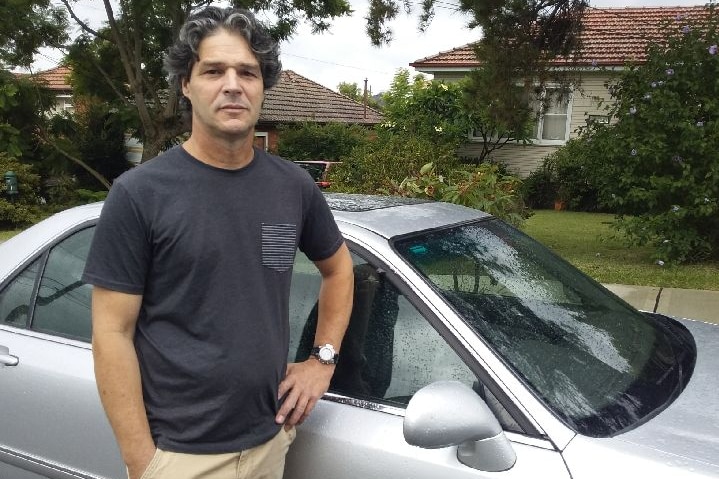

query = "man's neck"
[182, 134, 255, 170]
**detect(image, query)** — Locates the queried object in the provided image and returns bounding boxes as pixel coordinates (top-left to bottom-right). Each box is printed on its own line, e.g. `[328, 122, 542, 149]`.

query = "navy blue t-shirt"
[83, 146, 343, 453]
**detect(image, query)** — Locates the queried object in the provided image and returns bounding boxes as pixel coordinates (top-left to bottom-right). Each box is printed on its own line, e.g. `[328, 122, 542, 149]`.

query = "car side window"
[289, 250, 477, 406]
[0, 258, 41, 328]
[32, 227, 94, 341]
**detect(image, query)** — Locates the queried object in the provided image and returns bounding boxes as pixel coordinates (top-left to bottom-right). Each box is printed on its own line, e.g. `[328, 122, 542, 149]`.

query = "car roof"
[326, 193, 490, 239]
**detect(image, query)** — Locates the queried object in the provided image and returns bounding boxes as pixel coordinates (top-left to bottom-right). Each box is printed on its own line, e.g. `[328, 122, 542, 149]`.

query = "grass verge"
[522, 210, 719, 291]
[0, 229, 22, 242]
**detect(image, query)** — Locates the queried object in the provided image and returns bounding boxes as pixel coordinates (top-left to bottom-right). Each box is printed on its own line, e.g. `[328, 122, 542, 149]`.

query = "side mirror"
[403, 381, 517, 472]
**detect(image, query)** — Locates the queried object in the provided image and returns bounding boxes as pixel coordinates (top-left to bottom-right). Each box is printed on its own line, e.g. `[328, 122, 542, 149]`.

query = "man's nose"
[223, 70, 242, 93]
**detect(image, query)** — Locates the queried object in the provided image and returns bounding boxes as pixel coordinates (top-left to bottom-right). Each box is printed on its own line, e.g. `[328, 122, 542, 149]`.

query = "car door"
[284, 248, 571, 479]
[0, 226, 125, 479]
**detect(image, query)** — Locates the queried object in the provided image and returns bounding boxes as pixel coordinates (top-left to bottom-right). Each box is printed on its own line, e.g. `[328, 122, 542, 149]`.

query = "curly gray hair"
[165, 6, 281, 96]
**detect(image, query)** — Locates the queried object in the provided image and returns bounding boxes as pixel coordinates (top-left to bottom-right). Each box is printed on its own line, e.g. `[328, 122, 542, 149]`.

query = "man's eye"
[204, 69, 221, 75]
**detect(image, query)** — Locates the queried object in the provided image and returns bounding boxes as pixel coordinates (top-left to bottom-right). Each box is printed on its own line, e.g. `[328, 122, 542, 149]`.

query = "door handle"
[0, 345, 19, 367]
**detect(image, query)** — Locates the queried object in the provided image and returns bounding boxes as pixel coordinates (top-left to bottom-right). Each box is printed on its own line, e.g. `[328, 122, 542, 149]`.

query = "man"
[83, 6, 353, 479]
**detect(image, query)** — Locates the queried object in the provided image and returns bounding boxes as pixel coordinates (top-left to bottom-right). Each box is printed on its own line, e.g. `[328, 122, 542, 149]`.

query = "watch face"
[319, 346, 334, 361]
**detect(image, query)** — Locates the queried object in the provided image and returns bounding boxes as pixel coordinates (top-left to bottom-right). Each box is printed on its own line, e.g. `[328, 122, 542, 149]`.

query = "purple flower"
[651, 82, 658, 88]
[710, 45, 718, 55]
[682, 25, 691, 34]
[644, 93, 652, 100]
[666, 68, 674, 76]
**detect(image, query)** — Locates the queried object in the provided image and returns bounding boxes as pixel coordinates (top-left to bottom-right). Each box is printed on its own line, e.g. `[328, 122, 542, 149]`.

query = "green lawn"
[522, 210, 719, 291]
[0, 229, 21, 242]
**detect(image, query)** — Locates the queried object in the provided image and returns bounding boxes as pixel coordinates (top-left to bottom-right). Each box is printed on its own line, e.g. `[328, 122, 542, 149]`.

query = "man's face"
[182, 29, 264, 141]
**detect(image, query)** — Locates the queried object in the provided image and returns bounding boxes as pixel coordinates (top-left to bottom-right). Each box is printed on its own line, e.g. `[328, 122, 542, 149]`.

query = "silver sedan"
[1, 194, 718, 479]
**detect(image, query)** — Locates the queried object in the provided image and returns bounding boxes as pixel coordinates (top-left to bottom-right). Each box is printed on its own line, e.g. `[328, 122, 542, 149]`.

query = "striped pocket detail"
[261, 223, 297, 272]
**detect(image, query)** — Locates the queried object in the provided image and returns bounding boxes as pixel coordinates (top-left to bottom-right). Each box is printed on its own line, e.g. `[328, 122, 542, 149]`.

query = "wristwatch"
[310, 343, 339, 365]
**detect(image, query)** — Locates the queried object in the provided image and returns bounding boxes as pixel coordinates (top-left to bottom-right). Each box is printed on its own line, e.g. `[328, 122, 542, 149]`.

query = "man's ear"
[181, 77, 190, 99]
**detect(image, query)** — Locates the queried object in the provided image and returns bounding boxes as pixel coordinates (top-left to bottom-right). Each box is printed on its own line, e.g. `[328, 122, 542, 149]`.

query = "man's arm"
[276, 242, 354, 428]
[91, 286, 155, 479]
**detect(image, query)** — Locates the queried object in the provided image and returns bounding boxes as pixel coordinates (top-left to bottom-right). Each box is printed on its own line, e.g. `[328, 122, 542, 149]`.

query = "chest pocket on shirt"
[261, 223, 297, 272]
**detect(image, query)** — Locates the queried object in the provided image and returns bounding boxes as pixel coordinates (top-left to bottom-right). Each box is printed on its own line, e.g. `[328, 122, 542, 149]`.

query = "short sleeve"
[82, 182, 150, 294]
[298, 186, 343, 262]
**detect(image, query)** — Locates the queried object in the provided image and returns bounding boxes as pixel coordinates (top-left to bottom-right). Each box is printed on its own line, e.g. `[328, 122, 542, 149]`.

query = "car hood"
[614, 318, 719, 469]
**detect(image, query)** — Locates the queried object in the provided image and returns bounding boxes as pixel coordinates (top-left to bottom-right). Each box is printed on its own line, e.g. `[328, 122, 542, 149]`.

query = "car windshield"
[393, 218, 695, 437]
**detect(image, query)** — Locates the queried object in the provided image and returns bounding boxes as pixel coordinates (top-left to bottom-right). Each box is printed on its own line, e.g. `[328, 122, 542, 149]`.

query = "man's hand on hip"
[276, 360, 335, 429]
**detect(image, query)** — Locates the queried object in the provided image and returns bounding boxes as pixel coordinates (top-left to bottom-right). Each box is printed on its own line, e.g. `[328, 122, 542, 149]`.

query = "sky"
[31, 0, 710, 94]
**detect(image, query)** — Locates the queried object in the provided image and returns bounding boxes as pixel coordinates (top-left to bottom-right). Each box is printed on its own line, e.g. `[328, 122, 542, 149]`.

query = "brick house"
[410, 6, 708, 177]
[23, 65, 75, 114]
[256, 70, 383, 152]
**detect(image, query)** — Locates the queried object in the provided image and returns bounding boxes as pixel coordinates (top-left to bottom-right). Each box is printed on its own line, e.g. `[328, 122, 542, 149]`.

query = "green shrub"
[388, 162, 530, 227]
[584, 9, 719, 263]
[521, 162, 557, 209]
[277, 122, 370, 161]
[543, 138, 602, 211]
[329, 132, 458, 194]
[0, 153, 43, 227]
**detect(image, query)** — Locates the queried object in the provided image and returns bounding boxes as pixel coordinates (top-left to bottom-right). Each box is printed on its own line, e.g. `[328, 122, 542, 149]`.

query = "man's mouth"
[220, 104, 248, 111]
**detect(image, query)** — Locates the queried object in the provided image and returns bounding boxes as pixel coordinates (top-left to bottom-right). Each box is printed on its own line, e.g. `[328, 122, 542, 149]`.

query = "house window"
[56, 95, 74, 114]
[469, 86, 573, 146]
[531, 87, 572, 145]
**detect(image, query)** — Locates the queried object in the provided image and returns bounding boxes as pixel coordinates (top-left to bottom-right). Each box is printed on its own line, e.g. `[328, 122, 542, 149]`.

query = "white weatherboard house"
[410, 6, 708, 177]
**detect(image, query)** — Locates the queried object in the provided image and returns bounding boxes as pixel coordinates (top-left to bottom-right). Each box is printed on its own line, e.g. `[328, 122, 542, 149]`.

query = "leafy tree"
[365, 0, 584, 51]
[583, 8, 719, 263]
[0, 70, 56, 161]
[381, 69, 469, 149]
[48, 99, 131, 189]
[0, 0, 68, 68]
[459, 0, 587, 164]
[61, 0, 354, 162]
[337, 82, 362, 101]
[337, 81, 380, 110]
[462, 66, 540, 163]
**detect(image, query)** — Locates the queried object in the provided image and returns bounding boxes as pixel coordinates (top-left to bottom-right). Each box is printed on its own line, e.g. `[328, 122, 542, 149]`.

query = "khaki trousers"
[137, 427, 296, 479]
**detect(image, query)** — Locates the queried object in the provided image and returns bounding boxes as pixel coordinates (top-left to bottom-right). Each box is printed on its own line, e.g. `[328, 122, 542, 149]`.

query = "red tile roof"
[260, 70, 383, 124]
[25, 65, 72, 92]
[410, 6, 710, 69]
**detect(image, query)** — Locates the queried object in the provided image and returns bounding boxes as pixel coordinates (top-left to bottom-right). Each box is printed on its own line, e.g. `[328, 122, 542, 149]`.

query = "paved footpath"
[604, 284, 719, 325]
